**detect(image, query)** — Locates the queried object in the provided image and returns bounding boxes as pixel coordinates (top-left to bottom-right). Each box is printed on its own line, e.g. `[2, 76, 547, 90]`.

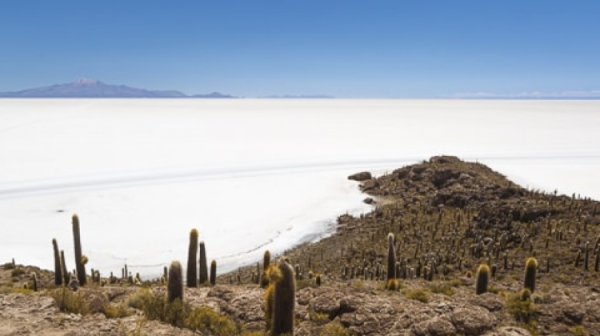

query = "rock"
[361, 179, 380, 192]
[309, 288, 344, 320]
[468, 293, 505, 312]
[349, 172, 372, 181]
[206, 285, 235, 302]
[80, 288, 109, 314]
[363, 197, 375, 204]
[562, 302, 585, 325]
[413, 316, 456, 336]
[430, 156, 461, 164]
[450, 306, 496, 335]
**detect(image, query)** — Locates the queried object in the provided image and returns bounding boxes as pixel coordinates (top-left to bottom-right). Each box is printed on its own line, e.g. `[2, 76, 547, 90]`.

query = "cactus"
[584, 241, 590, 271]
[316, 274, 321, 287]
[187, 229, 199, 287]
[31, 272, 38, 292]
[386, 233, 396, 281]
[524, 257, 538, 293]
[210, 260, 217, 286]
[520, 287, 532, 301]
[199, 241, 208, 285]
[72, 214, 86, 286]
[475, 264, 490, 295]
[167, 261, 183, 303]
[266, 259, 295, 336]
[261, 250, 271, 288]
[52, 239, 63, 285]
[60, 250, 69, 285]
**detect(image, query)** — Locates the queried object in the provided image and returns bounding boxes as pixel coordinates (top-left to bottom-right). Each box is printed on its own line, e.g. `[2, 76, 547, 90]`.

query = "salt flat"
[1, 99, 599, 278]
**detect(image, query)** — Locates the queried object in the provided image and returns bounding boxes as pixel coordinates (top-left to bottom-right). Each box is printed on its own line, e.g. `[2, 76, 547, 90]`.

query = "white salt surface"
[1, 99, 599, 278]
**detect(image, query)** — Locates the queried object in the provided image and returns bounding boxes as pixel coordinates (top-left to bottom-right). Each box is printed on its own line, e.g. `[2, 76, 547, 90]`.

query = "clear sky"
[1, 1, 599, 98]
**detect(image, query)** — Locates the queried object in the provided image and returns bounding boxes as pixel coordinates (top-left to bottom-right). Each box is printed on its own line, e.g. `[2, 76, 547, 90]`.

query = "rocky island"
[1, 156, 599, 336]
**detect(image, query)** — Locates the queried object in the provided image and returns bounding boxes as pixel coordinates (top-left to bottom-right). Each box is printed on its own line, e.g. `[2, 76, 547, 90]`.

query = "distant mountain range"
[0, 79, 235, 98]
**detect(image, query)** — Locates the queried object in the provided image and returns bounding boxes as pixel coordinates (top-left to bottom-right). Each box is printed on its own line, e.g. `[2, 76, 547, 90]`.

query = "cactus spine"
[475, 264, 490, 295]
[267, 259, 295, 336]
[187, 229, 198, 287]
[210, 260, 217, 286]
[167, 261, 183, 303]
[524, 257, 538, 293]
[72, 214, 86, 286]
[52, 239, 63, 285]
[261, 250, 271, 288]
[199, 241, 208, 284]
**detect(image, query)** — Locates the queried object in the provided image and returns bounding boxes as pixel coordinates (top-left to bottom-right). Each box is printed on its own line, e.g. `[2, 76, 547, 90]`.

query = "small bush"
[309, 312, 331, 326]
[404, 288, 430, 303]
[568, 325, 588, 336]
[506, 291, 536, 324]
[320, 323, 352, 336]
[138, 290, 238, 335]
[428, 282, 456, 296]
[3, 262, 15, 270]
[50, 288, 89, 315]
[297, 279, 317, 291]
[185, 306, 238, 336]
[11, 268, 25, 277]
[102, 303, 133, 318]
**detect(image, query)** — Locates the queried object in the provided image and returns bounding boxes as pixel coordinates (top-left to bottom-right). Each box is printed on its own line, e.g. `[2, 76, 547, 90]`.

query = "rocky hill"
[1, 156, 599, 336]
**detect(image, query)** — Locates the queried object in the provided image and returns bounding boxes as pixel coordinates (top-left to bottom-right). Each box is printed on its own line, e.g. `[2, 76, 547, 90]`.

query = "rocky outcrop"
[348, 171, 372, 181]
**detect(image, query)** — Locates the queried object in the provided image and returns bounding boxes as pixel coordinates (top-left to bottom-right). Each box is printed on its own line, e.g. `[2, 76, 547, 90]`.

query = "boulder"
[348, 172, 372, 181]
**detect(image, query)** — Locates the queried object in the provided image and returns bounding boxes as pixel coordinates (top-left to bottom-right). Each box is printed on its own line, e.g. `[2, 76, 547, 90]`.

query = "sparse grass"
[185, 306, 238, 336]
[297, 279, 317, 290]
[11, 268, 25, 277]
[404, 288, 430, 303]
[50, 287, 89, 315]
[309, 312, 331, 325]
[428, 281, 456, 296]
[102, 302, 134, 319]
[137, 290, 239, 335]
[506, 291, 538, 335]
[320, 323, 352, 336]
[568, 325, 588, 336]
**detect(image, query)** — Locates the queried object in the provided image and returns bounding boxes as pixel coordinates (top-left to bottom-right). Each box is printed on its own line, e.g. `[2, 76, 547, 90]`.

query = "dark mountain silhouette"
[0, 79, 235, 98]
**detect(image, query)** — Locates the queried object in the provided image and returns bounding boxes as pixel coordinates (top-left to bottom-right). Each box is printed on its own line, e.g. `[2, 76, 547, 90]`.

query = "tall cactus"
[261, 250, 271, 288]
[52, 239, 63, 285]
[210, 260, 217, 286]
[199, 241, 208, 284]
[187, 229, 199, 287]
[168, 261, 183, 303]
[60, 250, 69, 285]
[524, 257, 538, 293]
[267, 259, 295, 336]
[387, 233, 396, 281]
[72, 214, 86, 286]
[475, 264, 490, 295]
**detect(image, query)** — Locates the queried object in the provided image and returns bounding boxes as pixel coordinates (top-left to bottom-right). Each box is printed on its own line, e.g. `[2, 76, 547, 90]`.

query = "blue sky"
[1, 1, 599, 98]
